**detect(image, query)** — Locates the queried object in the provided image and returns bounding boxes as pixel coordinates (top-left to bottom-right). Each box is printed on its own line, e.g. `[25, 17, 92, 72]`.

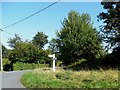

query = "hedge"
[13, 62, 49, 70]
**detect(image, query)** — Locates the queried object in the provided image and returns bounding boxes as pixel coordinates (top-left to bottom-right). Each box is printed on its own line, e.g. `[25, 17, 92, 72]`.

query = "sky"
[1, 1, 105, 49]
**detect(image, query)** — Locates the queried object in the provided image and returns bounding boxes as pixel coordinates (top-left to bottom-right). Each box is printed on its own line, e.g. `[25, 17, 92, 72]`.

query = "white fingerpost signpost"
[48, 54, 56, 72]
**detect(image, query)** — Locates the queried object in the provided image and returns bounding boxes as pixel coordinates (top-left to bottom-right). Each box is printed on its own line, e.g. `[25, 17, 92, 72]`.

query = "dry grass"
[34, 68, 118, 81]
[21, 68, 119, 88]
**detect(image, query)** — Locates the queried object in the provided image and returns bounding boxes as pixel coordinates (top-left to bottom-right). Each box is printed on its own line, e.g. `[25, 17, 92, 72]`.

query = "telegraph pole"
[0, 29, 3, 71]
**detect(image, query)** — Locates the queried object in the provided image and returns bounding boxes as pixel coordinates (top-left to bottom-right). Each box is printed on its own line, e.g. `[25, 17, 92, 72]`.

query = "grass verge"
[21, 68, 118, 88]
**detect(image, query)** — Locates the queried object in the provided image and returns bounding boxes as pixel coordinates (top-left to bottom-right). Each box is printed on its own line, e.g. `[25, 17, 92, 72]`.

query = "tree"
[98, 1, 120, 51]
[32, 32, 48, 49]
[8, 41, 50, 70]
[55, 10, 104, 66]
[48, 38, 59, 53]
[7, 34, 22, 48]
[2, 45, 8, 58]
[98, 1, 120, 67]
[8, 42, 49, 63]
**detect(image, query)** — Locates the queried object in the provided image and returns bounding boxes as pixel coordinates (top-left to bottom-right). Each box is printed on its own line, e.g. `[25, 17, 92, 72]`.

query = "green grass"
[21, 68, 118, 88]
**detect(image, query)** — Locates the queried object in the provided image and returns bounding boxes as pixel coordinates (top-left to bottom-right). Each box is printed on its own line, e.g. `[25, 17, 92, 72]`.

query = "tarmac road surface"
[1, 70, 31, 89]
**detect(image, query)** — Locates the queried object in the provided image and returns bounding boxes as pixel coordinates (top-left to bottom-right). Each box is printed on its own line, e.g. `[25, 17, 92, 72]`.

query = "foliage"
[8, 42, 50, 64]
[2, 58, 11, 66]
[8, 41, 51, 71]
[55, 10, 104, 65]
[48, 38, 59, 53]
[98, 1, 120, 67]
[21, 69, 118, 88]
[100, 51, 120, 68]
[2, 45, 8, 58]
[56, 60, 62, 67]
[32, 32, 48, 49]
[98, 1, 120, 51]
[2, 58, 11, 71]
[13, 62, 49, 70]
[7, 34, 22, 48]
[68, 59, 87, 68]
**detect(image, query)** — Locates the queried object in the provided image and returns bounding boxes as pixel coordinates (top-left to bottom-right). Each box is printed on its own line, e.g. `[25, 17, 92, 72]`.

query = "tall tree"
[56, 10, 104, 66]
[98, 1, 120, 67]
[7, 34, 22, 48]
[32, 32, 48, 49]
[98, 1, 120, 51]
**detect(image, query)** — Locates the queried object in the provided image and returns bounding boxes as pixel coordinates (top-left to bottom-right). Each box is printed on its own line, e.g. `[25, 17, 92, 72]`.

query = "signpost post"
[48, 54, 56, 72]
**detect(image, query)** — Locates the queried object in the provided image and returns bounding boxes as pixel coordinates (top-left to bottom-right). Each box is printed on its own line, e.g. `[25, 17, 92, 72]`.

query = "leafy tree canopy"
[7, 34, 22, 48]
[32, 32, 48, 49]
[8, 42, 50, 64]
[55, 10, 104, 65]
[98, 1, 120, 51]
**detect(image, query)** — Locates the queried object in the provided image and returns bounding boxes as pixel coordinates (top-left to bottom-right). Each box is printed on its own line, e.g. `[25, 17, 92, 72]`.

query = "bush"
[13, 62, 49, 70]
[3, 58, 11, 66]
[3, 58, 11, 71]
[56, 60, 62, 67]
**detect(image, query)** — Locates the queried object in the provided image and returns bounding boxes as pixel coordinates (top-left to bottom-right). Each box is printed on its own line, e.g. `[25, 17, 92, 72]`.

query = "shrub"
[3, 58, 11, 71]
[56, 60, 62, 67]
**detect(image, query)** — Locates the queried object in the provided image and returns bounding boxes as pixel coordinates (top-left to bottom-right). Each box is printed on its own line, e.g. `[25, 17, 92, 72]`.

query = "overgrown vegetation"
[21, 69, 118, 88]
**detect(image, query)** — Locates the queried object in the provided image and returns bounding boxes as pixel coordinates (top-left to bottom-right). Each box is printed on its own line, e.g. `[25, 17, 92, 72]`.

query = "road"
[1, 70, 31, 89]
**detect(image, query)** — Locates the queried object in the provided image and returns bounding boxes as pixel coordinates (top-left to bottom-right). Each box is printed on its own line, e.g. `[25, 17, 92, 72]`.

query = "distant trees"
[7, 32, 50, 71]
[7, 34, 22, 48]
[9, 42, 42, 63]
[49, 10, 104, 66]
[32, 32, 48, 49]
[48, 38, 59, 53]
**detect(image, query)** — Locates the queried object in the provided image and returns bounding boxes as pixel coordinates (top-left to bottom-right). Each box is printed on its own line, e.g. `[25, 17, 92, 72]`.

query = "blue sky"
[2, 2, 105, 49]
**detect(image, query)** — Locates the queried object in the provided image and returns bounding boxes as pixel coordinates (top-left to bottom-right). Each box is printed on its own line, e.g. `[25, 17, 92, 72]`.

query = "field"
[21, 68, 119, 88]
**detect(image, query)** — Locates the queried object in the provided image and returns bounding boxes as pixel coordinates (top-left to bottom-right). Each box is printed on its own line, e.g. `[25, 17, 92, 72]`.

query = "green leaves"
[55, 10, 103, 65]
[7, 34, 22, 48]
[98, 1, 120, 50]
[2, 45, 8, 58]
[6, 32, 51, 70]
[8, 42, 50, 64]
[32, 32, 48, 49]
